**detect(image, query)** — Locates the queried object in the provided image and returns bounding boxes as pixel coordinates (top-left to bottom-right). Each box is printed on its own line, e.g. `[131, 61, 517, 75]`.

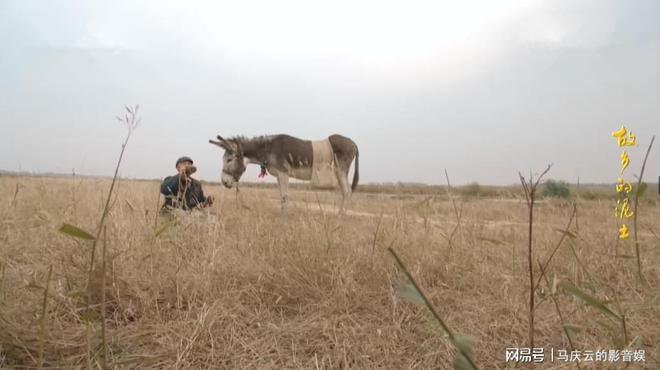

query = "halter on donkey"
[209, 134, 359, 211]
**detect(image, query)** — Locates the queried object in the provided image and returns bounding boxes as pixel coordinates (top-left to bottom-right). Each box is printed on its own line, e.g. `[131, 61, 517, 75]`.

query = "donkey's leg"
[334, 166, 350, 214]
[277, 173, 290, 212]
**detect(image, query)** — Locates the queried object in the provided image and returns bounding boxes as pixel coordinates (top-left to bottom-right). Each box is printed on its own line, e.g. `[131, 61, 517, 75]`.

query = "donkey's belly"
[288, 166, 313, 181]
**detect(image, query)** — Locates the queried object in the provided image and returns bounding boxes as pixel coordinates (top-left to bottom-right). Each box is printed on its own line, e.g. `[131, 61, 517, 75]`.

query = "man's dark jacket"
[160, 175, 208, 210]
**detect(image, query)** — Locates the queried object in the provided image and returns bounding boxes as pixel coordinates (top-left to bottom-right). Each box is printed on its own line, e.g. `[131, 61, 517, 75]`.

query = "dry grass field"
[0, 175, 659, 369]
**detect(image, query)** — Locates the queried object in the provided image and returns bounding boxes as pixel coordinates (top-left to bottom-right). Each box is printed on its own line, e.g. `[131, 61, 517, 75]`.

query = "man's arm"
[189, 179, 215, 208]
[192, 179, 207, 204]
[160, 175, 180, 196]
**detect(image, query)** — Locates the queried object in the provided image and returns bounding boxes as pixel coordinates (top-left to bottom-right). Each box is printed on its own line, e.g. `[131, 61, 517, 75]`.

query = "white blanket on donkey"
[311, 139, 338, 188]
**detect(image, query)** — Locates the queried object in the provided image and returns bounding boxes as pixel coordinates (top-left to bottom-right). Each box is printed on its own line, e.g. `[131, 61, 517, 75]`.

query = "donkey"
[209, 134, 359, 211]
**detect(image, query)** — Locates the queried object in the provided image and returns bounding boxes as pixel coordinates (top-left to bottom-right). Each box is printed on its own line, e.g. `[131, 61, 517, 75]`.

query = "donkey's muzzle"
[221, 172, 236, 189]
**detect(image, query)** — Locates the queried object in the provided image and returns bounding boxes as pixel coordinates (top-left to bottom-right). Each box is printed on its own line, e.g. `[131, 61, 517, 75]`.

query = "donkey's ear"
[209, 139, 230, 151]
[231, 139, 244, 156]
[217, 135, 239, 151]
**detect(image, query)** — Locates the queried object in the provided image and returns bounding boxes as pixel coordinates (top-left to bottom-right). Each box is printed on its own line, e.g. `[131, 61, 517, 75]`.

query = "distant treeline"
[212, 179, 659, 200]
[2, 170, 657, 199]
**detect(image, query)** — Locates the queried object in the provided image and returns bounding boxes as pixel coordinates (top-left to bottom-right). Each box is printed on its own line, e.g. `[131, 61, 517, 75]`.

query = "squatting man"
[160, 156, 214, 211]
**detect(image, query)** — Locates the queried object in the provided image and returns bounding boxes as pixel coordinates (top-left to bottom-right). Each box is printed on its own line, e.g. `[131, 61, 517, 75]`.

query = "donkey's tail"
[351, 146, 359, 192]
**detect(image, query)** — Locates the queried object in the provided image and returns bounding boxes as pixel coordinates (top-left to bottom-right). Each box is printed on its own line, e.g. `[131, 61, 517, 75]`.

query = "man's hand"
[206, 195, 214, 206]
[178, 164, 197, 178]
[178, 165, 188, 178]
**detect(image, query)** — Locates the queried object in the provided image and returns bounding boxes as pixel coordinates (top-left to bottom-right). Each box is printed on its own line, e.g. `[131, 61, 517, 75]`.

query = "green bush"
[459, 182, 482, 197]
[542, 179, 571, 198]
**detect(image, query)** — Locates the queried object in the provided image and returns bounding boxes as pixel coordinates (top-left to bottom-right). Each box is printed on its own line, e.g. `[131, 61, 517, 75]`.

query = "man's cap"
[175, 156, 194, 167]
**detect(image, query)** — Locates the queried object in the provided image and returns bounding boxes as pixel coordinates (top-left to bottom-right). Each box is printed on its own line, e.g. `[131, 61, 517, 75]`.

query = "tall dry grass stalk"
[444, 170, 464, 251]
[388, 247, 478, 370]
[57, 105, 140, 369]
[10, 183, 22, 209]
[518, 164, 552, 348]
[534, 203, 577, 291]
[575, 176, 580, 233]
[37, 265, 52, 370]
[537, 261, 581, 370]
[632, 135, 655, 282]
[87, 105, 140, 280]
[0, 261, 5, 302]
[100, 226, 108, 369]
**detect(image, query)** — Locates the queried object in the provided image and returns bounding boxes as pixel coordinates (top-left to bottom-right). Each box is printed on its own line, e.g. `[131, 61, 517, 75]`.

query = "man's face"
[176, 161, 193, 173]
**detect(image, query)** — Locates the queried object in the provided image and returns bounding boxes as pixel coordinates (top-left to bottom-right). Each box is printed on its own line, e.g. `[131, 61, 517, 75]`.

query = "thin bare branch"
[518, 172, 531, 206]
[533, 164, 553, 189]
[518, 163, 552, 349]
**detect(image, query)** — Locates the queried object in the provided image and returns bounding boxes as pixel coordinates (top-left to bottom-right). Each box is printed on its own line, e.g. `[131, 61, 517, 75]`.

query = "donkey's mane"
[229, 135, 273, 146]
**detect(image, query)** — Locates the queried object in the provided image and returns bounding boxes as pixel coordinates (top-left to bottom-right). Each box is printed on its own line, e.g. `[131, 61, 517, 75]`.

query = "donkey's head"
[209, 135, 246, 188]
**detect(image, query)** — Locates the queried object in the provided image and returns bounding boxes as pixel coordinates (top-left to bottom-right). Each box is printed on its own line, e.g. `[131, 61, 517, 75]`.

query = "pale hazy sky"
[1, 0, 658, 185]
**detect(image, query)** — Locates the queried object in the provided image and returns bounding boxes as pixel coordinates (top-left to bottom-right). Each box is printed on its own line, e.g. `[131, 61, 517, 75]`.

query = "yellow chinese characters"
[611, 126, 637, 147]
[614, 198, 634, 219]
[615, 178, 633, 194]
[612, 125, 636, 240]
[619, 224, 630, 240]
[620, 152, 630, 173]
